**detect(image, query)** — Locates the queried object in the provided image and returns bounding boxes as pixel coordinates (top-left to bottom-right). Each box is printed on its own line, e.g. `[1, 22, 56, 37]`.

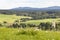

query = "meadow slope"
[0, 14, 31, 23]
[0, 14, 60, 40]
[0, 28, 60, 40]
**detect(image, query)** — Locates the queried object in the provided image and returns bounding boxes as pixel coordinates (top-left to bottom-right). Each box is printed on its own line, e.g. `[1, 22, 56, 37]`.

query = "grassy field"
[0, 14, 60, 24]
[0, 14, 31, 23]
[0, 27, 60, 40]
[24, 18, 60, 25]
[0, 14, 60, 40]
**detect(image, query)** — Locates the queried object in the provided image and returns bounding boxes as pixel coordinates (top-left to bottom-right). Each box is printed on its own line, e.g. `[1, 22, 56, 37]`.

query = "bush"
[38, 22, 52, 30]
[20, 23, 26, 28]
[27, 24, 36, 27]
[0, 23, 3, 27]
[3, 21, 7, 24]
[38, 22, 46, 30]
[45, 22, 52, 30]
[12, 23, 19, 28]
[56, 22, 60, 30]
[3, 21, 8, 27]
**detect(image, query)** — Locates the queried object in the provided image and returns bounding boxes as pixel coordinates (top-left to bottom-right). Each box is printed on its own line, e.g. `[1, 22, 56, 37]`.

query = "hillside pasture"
[0, 14, 60, 40]
[25, 18, 60, 25]
[0, 14, 31, 23]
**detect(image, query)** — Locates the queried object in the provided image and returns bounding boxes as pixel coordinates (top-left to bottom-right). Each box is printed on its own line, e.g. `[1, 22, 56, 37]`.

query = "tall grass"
[0, 28, 60, 40]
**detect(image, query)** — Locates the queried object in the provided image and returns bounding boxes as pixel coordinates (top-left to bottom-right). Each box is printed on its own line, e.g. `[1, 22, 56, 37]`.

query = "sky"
[0, 0, 60, 9]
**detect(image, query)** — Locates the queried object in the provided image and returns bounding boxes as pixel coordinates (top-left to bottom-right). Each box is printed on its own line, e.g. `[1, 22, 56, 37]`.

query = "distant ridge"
[11, 6, 60, 11]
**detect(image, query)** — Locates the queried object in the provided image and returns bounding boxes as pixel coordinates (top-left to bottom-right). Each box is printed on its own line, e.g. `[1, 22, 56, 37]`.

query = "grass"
[0, 14, 60, 25]
[25, 18, 60, 25]
[0, 27, 60, 40]
[0, 14, 60, 40]
[0, 14, 31, 23]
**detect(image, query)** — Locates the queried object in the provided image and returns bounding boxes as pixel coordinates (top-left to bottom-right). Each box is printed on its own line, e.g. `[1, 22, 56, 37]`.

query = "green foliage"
[27, 23, 36, 27]
[38, 22, 52, 30]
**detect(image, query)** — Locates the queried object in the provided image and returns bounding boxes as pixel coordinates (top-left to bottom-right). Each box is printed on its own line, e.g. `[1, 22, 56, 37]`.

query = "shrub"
[20, 23, 26, 28]
[38, 22, 46, 30]
[38, 22, 52, 30]
[27, 24, 36, 27]
[45, 22, 52, 30]
[0, 23, 3, 27]
[12, 23, 19, 28]
[3, 21, 7, 24]
[56, 22, 60, 30]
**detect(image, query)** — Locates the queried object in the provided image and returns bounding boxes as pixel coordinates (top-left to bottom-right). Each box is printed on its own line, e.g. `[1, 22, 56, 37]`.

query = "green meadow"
[25, 18, 60, 25]
[0, 14, 60, 40]
[0, 28, 60, 40]
[0, 14, 31, 23]
[0, 14, 60, 24]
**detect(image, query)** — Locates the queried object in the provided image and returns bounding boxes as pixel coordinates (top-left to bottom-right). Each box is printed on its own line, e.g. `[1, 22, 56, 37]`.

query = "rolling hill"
[11, 6, 60, 11]
[0, 6, 60, 19]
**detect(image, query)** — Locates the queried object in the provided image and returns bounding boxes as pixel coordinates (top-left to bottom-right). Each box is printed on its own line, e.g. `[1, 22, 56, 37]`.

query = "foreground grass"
[0, 27, 60, 40]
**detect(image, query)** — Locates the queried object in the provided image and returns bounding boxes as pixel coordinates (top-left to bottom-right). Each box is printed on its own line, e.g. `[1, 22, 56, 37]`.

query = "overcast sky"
[0, 0, 60, 9]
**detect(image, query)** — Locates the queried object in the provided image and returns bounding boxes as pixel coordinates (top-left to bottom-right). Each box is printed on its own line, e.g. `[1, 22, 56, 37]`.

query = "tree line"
[0, 10, 60, 20]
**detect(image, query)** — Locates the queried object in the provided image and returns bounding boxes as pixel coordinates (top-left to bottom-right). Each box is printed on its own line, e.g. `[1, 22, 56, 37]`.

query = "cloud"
[0, 0, 60, 9]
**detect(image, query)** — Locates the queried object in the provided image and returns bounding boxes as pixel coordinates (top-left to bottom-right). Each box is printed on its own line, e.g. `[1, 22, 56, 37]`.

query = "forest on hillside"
[0, 10, 60, 20]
